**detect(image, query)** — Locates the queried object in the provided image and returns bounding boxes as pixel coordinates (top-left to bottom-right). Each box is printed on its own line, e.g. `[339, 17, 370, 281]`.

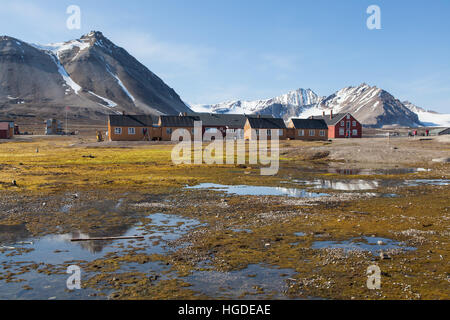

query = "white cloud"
[109, 30, 215, 74]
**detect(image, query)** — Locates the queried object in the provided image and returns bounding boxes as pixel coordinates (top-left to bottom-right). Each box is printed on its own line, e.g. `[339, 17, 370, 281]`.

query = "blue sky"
[1, 0, 449, 112]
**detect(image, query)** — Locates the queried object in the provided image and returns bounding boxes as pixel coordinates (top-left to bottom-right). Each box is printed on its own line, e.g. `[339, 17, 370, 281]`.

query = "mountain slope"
[0, 36, 78, 103]
[0, 32, 191, 120]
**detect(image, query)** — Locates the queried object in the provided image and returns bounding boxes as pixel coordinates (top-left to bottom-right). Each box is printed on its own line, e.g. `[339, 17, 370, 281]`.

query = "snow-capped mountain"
[403, 101, 450, 127]
[194, 84, 444, 128]
[0, 31, 191, 120]
[192, 88, 321, 119]
[312, 83, 421, 128]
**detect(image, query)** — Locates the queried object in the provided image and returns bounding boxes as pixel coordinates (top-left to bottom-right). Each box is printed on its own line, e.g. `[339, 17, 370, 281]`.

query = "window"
[255, 129, 259, 135]
[341, 121, 345, 126]
[347, 115, 351, 120]
[128, 127, 136, 135]
[279, 129, 284, 136]
[320, 130, 326, 137]
[267, 129, 271, 136]
[309, 130, 315, 136]
[114, 127, 122, 135]
[352, 121, 357, 127]
[347, 122, 351, 129]
[166, 128, 172, 135]
[339, 128, 345, 136]
[352, 129, 358, 136]
[298, 130, 304, 136]
[206, 128, 217, 133]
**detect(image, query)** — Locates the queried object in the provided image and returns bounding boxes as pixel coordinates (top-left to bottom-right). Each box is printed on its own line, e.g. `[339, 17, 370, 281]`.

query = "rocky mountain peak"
[0, 32, 192, 119]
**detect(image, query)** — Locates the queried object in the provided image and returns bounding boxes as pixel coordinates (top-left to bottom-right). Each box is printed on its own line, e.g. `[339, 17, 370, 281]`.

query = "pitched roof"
[0, 122, 10, 130]
[109, 115, 159, 127]
[290, 119, 328, 129]
[246, 117, 287, 129]
[309, 113, 349, 126]
[192, 113, 248, 128]
[159, 115, 200, 127]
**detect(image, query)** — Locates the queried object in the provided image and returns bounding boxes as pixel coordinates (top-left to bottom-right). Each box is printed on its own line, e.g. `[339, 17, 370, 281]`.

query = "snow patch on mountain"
[32, 40, 91, 60]
[416, 111, 450, 127]
[403, 101, 450, 127]
[48, 53, 82, 94]
[107, 70, 136, 102]
[89, 91, 117, 108]
[31, 43, 83, 94]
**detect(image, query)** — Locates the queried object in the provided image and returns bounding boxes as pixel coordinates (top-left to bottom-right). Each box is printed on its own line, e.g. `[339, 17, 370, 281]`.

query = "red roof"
[0, 122, 10, 130]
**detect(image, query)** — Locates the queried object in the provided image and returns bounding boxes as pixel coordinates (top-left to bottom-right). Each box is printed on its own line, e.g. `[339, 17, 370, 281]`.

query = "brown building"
[287, 118, 328, 141]
[0, 121, 14, 139]
[108, 115, 160, 141]
[158, 115, 200, 141]
[244, 116, 287, 140]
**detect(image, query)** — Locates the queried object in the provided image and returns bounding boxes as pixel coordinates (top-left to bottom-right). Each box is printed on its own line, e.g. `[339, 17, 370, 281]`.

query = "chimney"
[330, 110, 333, 119]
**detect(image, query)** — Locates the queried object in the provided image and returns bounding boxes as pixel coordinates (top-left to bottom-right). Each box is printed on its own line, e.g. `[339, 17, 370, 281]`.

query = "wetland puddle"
[292, 179, 380, 191]
[184, 264, 295, 299]
[290, 178, 449, 191]
[0, 213, 202, 299]
[311, 236, 416, 256]
[186, 183, 329, 198]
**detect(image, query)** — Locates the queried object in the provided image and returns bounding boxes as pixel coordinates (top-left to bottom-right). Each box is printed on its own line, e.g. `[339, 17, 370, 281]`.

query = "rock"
[377, 240, 385, 245]
[380, 251, 391, 260]
[432, 157, 450, 163]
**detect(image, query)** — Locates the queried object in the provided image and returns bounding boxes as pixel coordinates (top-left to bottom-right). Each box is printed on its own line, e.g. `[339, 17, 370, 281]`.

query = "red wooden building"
[310, 111, 362, 139]
[0, 121, 14, 139]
